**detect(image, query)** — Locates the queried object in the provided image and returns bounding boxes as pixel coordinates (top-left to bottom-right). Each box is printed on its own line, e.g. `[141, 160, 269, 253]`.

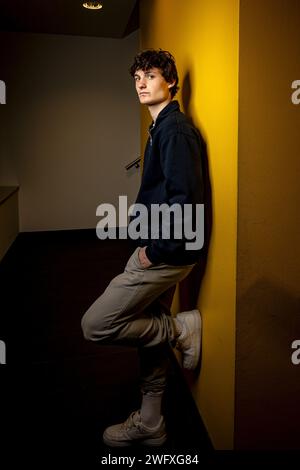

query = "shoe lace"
[175, 322, 188, 352]
[123, 411, 141, 431]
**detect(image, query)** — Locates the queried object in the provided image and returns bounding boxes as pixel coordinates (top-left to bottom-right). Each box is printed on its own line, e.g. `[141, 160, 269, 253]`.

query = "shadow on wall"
[235, 277, 300, 449]
[178, 71, 213, 313]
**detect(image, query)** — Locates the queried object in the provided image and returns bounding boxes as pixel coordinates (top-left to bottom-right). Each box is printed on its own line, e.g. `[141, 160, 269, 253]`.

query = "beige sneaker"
[175, 309, 202, 370]
[103, 410, 167, 447]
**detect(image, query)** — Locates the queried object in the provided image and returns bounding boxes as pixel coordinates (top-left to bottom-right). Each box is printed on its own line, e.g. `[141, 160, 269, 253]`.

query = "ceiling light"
[82, 1, 103, 10]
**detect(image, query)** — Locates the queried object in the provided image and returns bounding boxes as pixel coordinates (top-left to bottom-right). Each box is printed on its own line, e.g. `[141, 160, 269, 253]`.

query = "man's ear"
[167, 80, 176, 90]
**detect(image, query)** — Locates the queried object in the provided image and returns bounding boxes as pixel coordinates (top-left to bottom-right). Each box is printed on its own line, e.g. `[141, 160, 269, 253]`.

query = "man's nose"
[138, 79, 146, 88]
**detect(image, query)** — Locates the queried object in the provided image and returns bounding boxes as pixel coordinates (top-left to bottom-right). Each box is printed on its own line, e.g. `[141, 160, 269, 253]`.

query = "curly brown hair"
[129, 49, 179, 98]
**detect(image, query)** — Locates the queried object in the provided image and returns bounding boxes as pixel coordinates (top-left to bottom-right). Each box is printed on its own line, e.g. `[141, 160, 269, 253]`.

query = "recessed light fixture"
[82, 1, 103, 10]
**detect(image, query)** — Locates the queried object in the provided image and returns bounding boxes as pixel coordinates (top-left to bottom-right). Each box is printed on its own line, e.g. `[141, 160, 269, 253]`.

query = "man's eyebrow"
[134, 69, 157, 76]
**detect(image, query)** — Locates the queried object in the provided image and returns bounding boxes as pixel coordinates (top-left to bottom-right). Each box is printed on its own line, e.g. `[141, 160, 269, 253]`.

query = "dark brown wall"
[235, 0, 300, 449]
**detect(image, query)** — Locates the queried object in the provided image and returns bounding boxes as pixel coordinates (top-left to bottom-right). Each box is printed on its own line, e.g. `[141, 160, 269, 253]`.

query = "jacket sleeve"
[145, 130, 204, 264]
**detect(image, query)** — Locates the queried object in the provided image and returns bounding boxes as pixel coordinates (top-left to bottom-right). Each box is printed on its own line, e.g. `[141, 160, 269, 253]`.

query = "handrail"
[125, 156, 141, 171]
[0, 186, 19, 206]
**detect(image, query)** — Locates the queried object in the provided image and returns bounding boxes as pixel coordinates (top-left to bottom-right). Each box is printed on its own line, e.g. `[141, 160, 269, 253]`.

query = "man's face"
[134, 67, 174, 106]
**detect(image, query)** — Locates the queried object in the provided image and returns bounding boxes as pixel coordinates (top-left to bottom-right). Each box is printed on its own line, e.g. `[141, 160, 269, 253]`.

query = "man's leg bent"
[81, 247, 194, 348]
[138, 286, 176, 427]
[138, 286, 176, 396]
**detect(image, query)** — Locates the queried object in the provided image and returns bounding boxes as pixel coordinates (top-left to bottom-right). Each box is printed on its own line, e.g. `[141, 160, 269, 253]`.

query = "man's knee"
[81, 312, 93, 341]
[81, 310, 104, 341]
[81, 305, 117, 342]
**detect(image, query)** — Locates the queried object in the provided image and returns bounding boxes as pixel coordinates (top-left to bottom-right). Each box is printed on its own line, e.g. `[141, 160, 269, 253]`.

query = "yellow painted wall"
[140, 0, 239, 449]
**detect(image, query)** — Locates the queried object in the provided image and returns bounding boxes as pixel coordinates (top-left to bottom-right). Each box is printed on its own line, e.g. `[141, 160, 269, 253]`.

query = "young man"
[81, 49, 204, 447]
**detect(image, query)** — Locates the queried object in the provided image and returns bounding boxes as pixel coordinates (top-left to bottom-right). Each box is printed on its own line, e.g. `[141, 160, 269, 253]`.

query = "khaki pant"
[81, 247, 194, 395]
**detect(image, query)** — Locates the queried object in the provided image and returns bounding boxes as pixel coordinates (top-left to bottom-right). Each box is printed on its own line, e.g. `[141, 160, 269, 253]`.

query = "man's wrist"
[144, 246, 150, 262]
[139, 246, 152, 267]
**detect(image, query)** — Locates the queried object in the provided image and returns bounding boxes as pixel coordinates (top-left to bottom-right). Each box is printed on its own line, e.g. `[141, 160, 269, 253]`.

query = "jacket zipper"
[148, 121, 156, 146]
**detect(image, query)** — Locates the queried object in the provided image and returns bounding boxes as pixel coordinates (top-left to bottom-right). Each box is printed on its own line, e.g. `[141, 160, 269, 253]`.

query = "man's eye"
[147, 74, 155, 79]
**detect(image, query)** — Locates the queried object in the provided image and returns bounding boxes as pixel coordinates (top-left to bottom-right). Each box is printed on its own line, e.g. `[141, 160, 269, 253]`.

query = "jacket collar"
[149, 100, 180, 129]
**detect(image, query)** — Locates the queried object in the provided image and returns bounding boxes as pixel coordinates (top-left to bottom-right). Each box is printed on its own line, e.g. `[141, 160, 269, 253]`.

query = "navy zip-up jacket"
[132, 100, 204, 266]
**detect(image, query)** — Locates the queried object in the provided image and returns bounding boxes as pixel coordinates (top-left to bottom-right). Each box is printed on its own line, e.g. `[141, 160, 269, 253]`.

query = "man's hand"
[138, 246, 153, 268]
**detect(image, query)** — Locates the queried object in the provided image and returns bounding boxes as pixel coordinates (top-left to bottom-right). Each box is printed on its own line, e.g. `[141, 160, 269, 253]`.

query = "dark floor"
[0, 230, 217, 466]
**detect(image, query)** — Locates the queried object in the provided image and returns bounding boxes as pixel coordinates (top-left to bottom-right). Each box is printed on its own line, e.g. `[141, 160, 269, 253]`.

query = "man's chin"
[139, 97, 152, 104]
[139, 98, 159, 106]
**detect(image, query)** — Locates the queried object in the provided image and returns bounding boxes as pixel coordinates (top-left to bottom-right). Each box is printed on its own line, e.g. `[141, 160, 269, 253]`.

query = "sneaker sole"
[103, 434, 132, 447]
[141, 434, 167, 446]
[103, 433, 167, 447]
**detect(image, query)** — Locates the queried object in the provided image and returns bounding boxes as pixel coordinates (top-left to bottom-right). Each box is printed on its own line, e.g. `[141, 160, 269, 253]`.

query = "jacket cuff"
[145, 245, 163, 265]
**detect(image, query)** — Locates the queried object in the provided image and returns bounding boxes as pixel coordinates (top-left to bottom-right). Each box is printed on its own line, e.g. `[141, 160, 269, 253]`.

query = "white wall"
[0, 30, 140, 231]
